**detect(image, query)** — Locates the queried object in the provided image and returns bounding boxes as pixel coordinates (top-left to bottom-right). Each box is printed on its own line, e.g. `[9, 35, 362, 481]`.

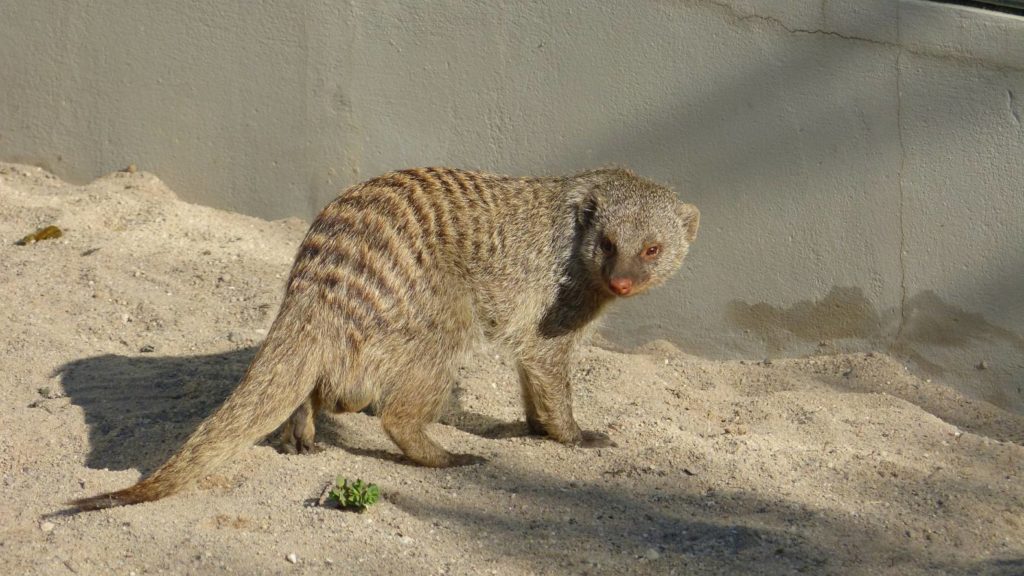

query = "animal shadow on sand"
[56, 347, 530, 475]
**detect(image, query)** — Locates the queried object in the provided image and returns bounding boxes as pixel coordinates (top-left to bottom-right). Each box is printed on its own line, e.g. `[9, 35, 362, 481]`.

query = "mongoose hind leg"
[279, 395, 321, 455]
[517, 354, 615, 448]
[516, 363, 547, 436]
[379, 362, 484, 468]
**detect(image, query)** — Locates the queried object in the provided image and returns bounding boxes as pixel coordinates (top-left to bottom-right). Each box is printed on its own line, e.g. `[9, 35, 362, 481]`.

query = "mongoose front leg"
[279, 396, 320, 454]
[517, 356, 614, 448]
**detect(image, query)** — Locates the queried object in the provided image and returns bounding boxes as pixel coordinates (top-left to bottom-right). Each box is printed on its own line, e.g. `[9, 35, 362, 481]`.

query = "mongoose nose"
[609, 277, 633, 296]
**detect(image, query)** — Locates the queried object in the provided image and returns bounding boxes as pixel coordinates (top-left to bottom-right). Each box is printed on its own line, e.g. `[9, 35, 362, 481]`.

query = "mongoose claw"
[578, 430, 616, 448]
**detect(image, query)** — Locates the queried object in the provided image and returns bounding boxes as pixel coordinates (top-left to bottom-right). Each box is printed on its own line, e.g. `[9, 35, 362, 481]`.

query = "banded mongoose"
[72, 167, 700, 510]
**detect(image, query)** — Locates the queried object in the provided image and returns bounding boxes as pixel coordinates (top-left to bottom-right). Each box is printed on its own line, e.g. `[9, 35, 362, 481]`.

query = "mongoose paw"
[298, 442, 323, 455]
[278, 437, 321, 455]
[446, 453, 487, 467]
[578, 430, 616, 448]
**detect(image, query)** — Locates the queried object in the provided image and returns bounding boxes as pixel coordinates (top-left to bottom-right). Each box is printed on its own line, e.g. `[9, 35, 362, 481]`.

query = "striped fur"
[71, 167, 699, 510]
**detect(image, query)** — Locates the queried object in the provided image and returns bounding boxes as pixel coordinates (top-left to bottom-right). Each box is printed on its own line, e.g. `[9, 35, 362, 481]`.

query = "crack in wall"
[697, 0, 1024, 73]
[700, 0, 896, 47]
[895, 9, 909, 345]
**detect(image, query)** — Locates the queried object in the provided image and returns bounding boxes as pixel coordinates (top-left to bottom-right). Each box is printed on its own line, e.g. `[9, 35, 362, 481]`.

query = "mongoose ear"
[575, 188, 604, 227]
[676, 203, 700, 243]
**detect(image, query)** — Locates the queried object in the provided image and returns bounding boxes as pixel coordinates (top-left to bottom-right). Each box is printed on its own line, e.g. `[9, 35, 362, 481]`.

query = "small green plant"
[328, 477, 380, 511]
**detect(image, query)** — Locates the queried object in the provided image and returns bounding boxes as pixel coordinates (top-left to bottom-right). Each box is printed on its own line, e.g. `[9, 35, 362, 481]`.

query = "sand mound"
[1, 163, 1021, 575]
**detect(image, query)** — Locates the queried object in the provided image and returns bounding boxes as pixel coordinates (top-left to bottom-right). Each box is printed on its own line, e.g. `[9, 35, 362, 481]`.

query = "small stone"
[219, 273, 232, 283]
[123, 164, 137, 173]
[644, 548, 661, 560]
[139, 344, 155, 353]
[41, 521, 55, 533]
[762, 358, 772, 366]
[400, 535, 414, 545]
[286, 553, 298, 564]
[976, 361, 988, 370]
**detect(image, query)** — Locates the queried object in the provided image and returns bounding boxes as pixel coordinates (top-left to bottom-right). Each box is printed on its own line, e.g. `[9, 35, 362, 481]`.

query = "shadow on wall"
[727, 286, 1024, 413]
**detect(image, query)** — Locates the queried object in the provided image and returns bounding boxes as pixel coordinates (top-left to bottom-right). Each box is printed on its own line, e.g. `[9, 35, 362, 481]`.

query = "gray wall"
[2, 0, 1022, 411]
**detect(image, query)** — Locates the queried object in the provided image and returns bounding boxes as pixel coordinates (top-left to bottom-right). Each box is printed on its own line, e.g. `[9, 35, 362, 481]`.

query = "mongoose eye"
[642, 244, 661, 260]
[599, 237, 616, 255]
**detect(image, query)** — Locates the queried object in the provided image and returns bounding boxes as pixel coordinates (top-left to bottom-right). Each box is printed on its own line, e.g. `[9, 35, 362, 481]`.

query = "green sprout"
[328, 477, 380, 511]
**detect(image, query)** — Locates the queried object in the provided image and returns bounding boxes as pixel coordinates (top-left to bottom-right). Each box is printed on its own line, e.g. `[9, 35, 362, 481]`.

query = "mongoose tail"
[70, 299, 332, 511]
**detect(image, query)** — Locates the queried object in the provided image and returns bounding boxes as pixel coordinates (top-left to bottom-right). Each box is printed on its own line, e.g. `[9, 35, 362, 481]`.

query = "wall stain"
[728, 286, 1024, 414]
[897, 290, 1024, 350]
[891, 290, 1024, 412]
[727, 286, 884, 351]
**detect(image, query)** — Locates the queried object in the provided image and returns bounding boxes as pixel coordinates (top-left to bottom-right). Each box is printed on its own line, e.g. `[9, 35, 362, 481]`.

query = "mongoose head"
[576, 169, 700, 298]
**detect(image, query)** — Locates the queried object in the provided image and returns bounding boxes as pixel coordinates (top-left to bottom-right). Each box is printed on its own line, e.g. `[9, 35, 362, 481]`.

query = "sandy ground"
[0, 163, 1022, 576]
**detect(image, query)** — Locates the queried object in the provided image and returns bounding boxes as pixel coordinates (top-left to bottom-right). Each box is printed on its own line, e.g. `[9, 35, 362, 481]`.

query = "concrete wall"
[2, 0, 1022, 411]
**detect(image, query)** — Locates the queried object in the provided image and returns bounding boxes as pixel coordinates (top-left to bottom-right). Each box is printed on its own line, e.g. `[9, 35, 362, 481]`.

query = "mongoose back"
[71, 167, 700, 510]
